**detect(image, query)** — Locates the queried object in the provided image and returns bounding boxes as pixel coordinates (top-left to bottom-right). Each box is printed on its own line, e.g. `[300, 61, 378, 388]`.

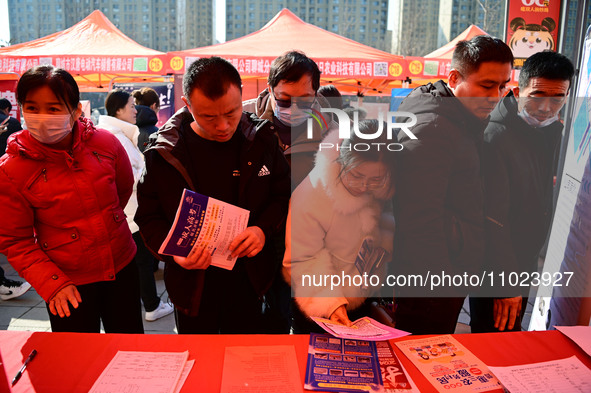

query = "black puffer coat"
[394, 80, 488, 296]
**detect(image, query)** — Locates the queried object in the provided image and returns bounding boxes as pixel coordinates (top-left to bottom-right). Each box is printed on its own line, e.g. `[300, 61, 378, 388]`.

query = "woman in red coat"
[0, 65, 143, 333]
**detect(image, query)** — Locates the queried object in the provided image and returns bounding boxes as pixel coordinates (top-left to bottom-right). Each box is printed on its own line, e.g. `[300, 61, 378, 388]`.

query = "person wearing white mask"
[0, 65, 144, 333]
[244, 51, 338, 189]
[471, 51, 575, 333]
[98, 89, 173, 322]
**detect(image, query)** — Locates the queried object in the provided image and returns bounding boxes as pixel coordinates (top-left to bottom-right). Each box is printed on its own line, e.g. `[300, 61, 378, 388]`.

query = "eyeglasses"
[343, 171, 389, 190]
[272, 91, 317, 109]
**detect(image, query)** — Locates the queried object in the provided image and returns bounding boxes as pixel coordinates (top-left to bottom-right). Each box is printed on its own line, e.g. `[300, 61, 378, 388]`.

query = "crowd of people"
[0, 35, 575, 335]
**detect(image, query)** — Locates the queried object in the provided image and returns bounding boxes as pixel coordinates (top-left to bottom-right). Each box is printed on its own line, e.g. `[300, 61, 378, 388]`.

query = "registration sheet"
[555, 325, 591, 356]
[89, 351, 189, 393]
[220, 345, 303, 393]
[488, 355, 591, 393]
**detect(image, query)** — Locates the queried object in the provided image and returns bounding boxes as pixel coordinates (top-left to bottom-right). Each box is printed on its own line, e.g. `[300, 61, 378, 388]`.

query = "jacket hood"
[5, 116, 97, 161]
[135, 105, 158, 128]
[256, 88, 273, 120]
[97, 115, 140, 147]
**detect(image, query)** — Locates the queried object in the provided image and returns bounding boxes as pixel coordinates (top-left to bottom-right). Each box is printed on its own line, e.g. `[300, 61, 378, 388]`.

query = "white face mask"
[518, 108, 559, 128]
[273, 100, 317, 127]
[24, 113, 73, 144]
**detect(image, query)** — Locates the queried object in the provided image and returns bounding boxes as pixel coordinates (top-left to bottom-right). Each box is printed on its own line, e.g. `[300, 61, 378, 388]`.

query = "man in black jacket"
[470, 51, 575, 332]
[393, 36, 513, 334]
[135, 57, 291, 334]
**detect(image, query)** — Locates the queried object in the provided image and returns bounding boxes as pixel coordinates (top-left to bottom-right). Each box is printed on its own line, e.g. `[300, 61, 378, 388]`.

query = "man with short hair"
[470, 51, 575, 333]
[0, 98, 22, 154]
[245, 50, 336, 187]
[135, 57, 290, 334]
[393, 35, 514, 334]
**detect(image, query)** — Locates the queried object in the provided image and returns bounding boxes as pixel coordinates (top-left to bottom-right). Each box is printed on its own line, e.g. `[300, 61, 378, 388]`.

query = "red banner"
[168, 54, 401, 80]
[0, 55, 168, 76]
[506, 0, 562, 68]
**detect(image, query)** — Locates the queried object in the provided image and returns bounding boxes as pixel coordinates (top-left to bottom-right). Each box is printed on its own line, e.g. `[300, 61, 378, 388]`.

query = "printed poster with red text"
[505, 0, 561, 68]
[395, 335, 503, 393]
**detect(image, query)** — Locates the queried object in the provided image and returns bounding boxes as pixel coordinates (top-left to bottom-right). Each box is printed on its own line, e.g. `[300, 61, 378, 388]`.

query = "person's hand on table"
[329, 305, 352, 327]
[229, 226, 265, 258]
[49, 284, 82, 318]
[494, 296, 522, 331]
[173, 244, 212, 270]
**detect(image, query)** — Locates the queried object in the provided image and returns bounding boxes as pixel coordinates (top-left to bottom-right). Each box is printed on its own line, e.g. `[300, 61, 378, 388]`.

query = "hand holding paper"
[229, 226, 265, 258]
[329, 305, 352, 327]
[173, 244, 212, 270]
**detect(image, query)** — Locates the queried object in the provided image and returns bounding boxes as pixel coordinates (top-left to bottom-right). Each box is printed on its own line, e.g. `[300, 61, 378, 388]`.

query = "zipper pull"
[93, 151, 101, 163]
[42, 168, 47, 182]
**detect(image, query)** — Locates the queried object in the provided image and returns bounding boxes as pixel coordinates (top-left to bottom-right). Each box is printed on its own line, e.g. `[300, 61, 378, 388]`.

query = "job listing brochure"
[395, 335, 503, 393]
[305, 333, 384, 392]
[159, 189, 250, 270]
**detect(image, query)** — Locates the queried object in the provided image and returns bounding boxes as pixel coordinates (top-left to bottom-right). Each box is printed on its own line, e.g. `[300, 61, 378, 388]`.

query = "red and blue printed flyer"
[158, 188, 249, 270]
[305, 333, 384, 392]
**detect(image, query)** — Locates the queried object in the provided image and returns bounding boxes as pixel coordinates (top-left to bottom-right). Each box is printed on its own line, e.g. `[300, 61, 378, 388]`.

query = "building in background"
[391, 0, 505, 56]
[561, 0, 591, 64]
[7, 0, 214, 51]
[225, 0, 391, 51]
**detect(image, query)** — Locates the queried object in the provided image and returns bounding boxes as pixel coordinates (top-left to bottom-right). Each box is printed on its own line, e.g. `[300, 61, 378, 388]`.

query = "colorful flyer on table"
[158, 189, 250, 270]
[395, 335, 502, 393]
[312, 316, 411, 341]
[375, 341, 419, 392]
[305, 333, 384, 392]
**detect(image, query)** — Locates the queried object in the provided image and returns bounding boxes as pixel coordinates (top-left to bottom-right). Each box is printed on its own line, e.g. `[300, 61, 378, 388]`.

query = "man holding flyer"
[135, 57, 290, 334]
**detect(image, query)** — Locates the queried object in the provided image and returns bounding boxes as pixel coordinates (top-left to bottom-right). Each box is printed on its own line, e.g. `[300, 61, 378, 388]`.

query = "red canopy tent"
[0, 10, 168, 91]
[425, 25, 489, 59]
[167, 9, 407, 98]
[402, 25, 518, 87]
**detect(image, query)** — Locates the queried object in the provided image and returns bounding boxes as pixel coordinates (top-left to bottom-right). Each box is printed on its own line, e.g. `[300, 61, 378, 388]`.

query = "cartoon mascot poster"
[505, 0, 562, 68]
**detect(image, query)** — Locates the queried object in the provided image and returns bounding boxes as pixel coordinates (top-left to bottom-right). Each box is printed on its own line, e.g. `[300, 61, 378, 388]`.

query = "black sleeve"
[395, 123, 455, 274]
[253, 135, 291, 240]
[482, 136, 521, 297]
[135, 149, 186, 262]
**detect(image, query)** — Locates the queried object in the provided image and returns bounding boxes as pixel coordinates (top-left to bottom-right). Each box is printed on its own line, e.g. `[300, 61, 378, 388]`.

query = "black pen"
[11, 349, 37, 386]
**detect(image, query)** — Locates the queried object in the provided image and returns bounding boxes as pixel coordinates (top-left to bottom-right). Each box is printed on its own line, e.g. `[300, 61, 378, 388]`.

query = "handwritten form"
[556, 325, 591, 356]
[488, 356, 591, 393]
[89, 351, 189, 393]
[220, 345, 303, 393]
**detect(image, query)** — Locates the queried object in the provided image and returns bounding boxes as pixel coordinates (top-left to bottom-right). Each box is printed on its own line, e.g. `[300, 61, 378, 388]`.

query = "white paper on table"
[89, 350, 188, 393]
[220, 345, 303, 393]
[488, 355, 591, 393]
[555, 325, 591, 356]
[173, 359, 195, 393]
[312, 316, 410, 341]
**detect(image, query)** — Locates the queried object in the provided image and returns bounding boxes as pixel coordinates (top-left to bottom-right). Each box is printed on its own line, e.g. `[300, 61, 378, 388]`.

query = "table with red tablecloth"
[1, 330, 589, 392]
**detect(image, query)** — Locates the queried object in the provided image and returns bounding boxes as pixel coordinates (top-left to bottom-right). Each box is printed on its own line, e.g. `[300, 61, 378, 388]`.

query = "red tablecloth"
[1, 330, 590, 392]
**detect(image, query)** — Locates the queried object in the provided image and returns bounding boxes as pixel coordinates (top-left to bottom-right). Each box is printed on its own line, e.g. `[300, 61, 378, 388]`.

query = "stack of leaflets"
[304, 333, 384, 392]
